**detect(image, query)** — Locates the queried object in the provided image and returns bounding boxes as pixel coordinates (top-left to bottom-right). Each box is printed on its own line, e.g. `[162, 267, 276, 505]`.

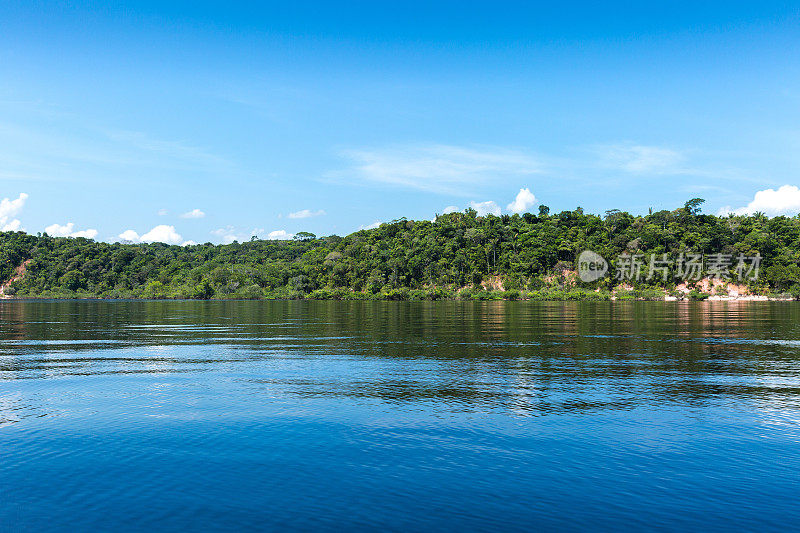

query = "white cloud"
[119, 225, 182, 244]
[157, 208, 168, 216]
[118, 229, 141, 242]
[180, 208, 205, 219]
[507, 188, 537, 213]
[266, 230, 294, 240]
[359, 221, 382, 230]
[598, 143, 684, 173]
[0, 193, 28, 231]
[718, 185, 800, 216]
[432, 205, 461, 221]
[182, 240, 197, 246]
[2, 219, 22, 231]
[44, 222, 98, 239]
[75, 229, 98, 239]
[287, 209, 326, 219]
[335, 144, 541, 195]
[211, 226, 265, 243]
[469, 200, 501, 216]
[211, 226, 238, 244]
[141, 225, 182, 244]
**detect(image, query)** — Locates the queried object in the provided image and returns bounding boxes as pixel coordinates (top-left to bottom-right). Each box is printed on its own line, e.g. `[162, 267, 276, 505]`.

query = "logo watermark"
[576, 251, 761, 282]
[577, 250, 609, 282]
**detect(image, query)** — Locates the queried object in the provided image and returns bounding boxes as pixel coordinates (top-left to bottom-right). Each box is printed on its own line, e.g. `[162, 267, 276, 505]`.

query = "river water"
[1, 301, 799, 531]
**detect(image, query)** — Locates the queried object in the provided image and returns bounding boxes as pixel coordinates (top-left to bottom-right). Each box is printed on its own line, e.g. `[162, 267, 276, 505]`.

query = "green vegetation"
[1, 199, 799, 300]
[687, 289, 711, 301]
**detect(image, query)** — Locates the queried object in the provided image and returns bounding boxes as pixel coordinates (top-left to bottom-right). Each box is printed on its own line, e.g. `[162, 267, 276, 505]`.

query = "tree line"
[1, 199, 799, 300]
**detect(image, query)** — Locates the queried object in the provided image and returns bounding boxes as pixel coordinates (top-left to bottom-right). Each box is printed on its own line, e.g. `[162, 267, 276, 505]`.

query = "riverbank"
[2, 288, 795, 302]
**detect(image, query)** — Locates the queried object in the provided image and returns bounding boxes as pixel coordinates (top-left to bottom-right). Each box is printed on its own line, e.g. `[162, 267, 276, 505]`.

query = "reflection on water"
[2, 301, 800, 531]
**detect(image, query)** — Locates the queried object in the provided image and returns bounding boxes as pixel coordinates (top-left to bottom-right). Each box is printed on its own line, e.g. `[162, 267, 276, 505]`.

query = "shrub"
[458, 288, 475, 300]
[688, 289, 710, 301]
[790, 284, 800, 300]
[427, 288, 453, 300]
[381, 288, 409, 300]
[635, 288, 666, 301]
[407, 289, 427, 301]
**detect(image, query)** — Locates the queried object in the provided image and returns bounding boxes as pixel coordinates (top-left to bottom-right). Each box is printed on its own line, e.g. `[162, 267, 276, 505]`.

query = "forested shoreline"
[1, 200, 799, 300]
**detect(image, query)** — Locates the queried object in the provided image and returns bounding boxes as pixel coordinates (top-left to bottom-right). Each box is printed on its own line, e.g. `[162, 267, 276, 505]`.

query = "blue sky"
[1, 1, 800, 243]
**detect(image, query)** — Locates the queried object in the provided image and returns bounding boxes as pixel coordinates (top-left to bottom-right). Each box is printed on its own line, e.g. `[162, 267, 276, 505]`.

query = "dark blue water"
[2, 301, 800, 531]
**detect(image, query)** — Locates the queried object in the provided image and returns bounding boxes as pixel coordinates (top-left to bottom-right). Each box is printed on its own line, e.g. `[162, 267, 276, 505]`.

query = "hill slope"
[1, 202, 799, 299]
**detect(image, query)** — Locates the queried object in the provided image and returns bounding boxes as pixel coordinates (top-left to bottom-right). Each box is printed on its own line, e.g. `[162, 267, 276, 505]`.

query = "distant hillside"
[1, 200, 799, 300]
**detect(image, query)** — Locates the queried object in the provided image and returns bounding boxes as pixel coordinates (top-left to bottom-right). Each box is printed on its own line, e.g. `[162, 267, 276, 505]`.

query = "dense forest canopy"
[1, 200, 799, 300]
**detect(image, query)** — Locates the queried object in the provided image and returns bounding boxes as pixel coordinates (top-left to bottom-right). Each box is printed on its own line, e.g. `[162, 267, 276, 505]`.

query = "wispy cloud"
[588, 142, 764, 186]
[180, 208, 206, 219]
[331, 144, 541, 195]
[594, 143, 685, 174]
[105, 130, 232, 170]
[287, 209, 326, 219]
[0, 117, 237, 190]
